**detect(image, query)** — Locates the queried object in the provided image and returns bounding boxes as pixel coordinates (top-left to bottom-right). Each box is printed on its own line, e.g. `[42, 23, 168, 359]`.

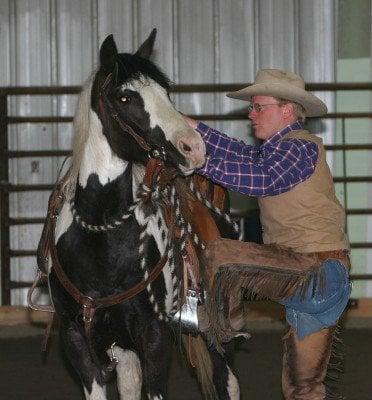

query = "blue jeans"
[280, 259, 351, 340]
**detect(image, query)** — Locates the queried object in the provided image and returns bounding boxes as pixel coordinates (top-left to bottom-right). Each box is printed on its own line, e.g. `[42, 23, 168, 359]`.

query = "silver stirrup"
[171, 289, 202, 335]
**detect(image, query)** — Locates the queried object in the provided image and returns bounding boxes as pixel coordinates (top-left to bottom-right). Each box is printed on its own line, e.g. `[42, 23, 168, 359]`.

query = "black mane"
[118, 53, 171, 90]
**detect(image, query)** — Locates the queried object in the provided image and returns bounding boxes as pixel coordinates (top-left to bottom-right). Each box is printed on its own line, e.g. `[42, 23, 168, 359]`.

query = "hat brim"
[226, 83, 327, 117]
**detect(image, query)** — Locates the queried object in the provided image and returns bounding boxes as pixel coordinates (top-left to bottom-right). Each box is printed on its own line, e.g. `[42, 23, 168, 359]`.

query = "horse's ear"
[112, 62, 119, 86]
[100, 34, 118, 73]
[135, 29, 157, 59]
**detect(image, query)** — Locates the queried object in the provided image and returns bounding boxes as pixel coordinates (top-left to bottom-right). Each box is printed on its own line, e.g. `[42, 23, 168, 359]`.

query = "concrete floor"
[0, 322, 371, 399]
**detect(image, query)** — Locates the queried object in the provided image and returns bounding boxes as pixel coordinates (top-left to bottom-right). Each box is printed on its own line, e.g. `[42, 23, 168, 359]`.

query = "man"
[184, 69, 351, 400]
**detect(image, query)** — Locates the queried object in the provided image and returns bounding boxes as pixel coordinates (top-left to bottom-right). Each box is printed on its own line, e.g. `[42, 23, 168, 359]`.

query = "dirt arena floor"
[0, 321, 371, 400]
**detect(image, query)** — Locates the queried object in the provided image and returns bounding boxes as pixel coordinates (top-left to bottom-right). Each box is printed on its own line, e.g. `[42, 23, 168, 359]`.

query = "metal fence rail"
[1, 83, 372, 305]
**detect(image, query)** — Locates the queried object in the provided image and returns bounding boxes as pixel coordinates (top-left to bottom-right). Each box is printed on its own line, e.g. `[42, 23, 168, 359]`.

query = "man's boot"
[282, 326, 341, 400]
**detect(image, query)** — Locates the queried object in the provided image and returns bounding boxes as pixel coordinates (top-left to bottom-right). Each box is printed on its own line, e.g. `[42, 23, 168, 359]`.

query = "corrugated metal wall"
[0, 0, 337, 305]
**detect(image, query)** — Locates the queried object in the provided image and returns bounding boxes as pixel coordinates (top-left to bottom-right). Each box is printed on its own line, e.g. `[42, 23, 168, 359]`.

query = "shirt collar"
[262, 121, 304, 148]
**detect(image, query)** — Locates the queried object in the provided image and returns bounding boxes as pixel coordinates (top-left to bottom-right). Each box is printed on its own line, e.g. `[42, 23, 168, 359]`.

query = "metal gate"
[1, 82, 372, 305]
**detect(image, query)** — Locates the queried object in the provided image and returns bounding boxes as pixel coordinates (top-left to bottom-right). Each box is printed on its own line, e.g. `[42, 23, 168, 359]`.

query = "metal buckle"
[150, 146, 166, 161]
[106, 342, 119, 372]
[82, 296, 94, 323]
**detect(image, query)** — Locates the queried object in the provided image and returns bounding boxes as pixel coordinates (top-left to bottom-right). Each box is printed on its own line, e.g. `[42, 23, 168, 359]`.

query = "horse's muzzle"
[177, 137, 206, 170]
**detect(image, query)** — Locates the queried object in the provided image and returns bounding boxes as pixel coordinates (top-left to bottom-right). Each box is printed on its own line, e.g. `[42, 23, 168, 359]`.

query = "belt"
[315, 249, 351, 268]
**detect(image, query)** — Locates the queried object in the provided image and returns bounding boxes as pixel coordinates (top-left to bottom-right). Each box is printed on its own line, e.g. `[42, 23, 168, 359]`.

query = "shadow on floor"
[0, 326, 371, 399]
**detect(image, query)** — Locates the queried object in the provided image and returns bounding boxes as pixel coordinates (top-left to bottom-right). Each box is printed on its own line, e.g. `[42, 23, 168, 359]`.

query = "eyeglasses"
[248, 103, 281, 113]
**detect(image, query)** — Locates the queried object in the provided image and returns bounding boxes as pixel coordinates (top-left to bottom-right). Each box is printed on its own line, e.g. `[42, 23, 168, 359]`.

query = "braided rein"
[70, 176, 240, 244]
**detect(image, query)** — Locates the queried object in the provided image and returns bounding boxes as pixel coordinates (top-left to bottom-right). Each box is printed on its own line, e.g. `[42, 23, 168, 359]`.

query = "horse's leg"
[60, 323, 107, 400]
[138, 319, 171, 400]
[113, 346, 142, 400]
[83, 382, 107, 400]
[209, 347, 240, 400]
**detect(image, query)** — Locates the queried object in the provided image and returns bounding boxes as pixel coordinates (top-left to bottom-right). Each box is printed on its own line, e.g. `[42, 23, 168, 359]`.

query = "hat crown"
[255, 69, 305, 90]
[226, 68, 327, 117]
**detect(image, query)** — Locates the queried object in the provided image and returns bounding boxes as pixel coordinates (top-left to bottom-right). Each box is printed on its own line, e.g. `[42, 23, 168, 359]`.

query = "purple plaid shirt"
[196, 121, 318, 197]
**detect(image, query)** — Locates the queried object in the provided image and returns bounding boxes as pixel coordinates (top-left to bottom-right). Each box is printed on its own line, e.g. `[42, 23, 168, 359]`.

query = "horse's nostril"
[180, 141, 192, 153]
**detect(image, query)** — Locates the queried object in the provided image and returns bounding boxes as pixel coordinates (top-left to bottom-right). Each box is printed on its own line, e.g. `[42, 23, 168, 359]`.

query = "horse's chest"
[55, 201, 177, 314]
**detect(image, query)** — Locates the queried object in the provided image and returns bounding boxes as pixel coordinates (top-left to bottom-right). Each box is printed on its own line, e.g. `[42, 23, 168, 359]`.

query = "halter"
[99, 71, 166, 161]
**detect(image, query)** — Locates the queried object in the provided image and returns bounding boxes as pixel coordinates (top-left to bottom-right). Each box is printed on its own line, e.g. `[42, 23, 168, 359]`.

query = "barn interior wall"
[3, 0, 369, 304]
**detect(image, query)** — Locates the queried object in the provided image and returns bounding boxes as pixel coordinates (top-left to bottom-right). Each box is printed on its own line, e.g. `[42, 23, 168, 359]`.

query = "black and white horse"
[49, 30, 239, 400]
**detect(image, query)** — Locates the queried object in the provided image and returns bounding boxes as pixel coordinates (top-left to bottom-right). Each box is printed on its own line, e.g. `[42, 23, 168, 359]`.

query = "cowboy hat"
[226, 69, 327, 117]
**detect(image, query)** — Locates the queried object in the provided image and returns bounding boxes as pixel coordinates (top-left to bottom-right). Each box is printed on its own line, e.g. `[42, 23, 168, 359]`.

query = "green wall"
[336, 0, 372, 297]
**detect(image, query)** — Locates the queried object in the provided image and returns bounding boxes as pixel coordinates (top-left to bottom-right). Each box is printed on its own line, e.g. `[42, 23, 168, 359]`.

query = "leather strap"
[48, 163, 171, 311]
[315, 249, 351, 269]
[37, 169, 71, 275]
[99, 73, 151, 152]
[51, 240, 168, 311]
[33, 158, 173, 321]
[191, 174, 226, 211]
[38, 159, 226, 312]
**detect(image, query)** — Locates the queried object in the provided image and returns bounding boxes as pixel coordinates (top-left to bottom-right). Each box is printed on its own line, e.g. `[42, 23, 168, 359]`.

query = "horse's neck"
[73, 125, 138, 221]
[74, 167, 132, 223]
[77, 114, 128, 189]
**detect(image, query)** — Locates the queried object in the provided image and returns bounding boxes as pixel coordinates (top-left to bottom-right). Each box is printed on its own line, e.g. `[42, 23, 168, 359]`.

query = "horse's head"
[90, 29, 205, 175]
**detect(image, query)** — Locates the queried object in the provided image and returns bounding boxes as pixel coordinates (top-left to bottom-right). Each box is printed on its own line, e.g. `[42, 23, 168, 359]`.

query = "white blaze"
[124, 78, 200, 150]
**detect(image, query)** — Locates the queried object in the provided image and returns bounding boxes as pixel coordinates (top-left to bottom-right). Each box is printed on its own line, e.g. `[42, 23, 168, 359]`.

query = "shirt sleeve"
[197, 136, 319, 197]
[196, 122, 259, 161]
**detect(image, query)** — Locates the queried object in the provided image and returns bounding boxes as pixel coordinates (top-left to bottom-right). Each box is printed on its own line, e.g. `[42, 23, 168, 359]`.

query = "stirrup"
[27, 269, 55, 313]
[171, 289, 202, 335]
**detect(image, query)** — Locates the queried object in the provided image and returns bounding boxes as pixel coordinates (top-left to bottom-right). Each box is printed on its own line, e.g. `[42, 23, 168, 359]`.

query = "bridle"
[98, 71, 167, 161]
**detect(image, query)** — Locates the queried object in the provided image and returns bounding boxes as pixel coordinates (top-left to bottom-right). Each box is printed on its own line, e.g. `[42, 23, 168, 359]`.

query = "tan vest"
[257, 130, 349, 253]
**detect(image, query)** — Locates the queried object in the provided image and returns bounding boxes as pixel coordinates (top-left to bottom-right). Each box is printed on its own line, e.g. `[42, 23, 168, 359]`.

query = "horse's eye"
[120, 96, 130, 103]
